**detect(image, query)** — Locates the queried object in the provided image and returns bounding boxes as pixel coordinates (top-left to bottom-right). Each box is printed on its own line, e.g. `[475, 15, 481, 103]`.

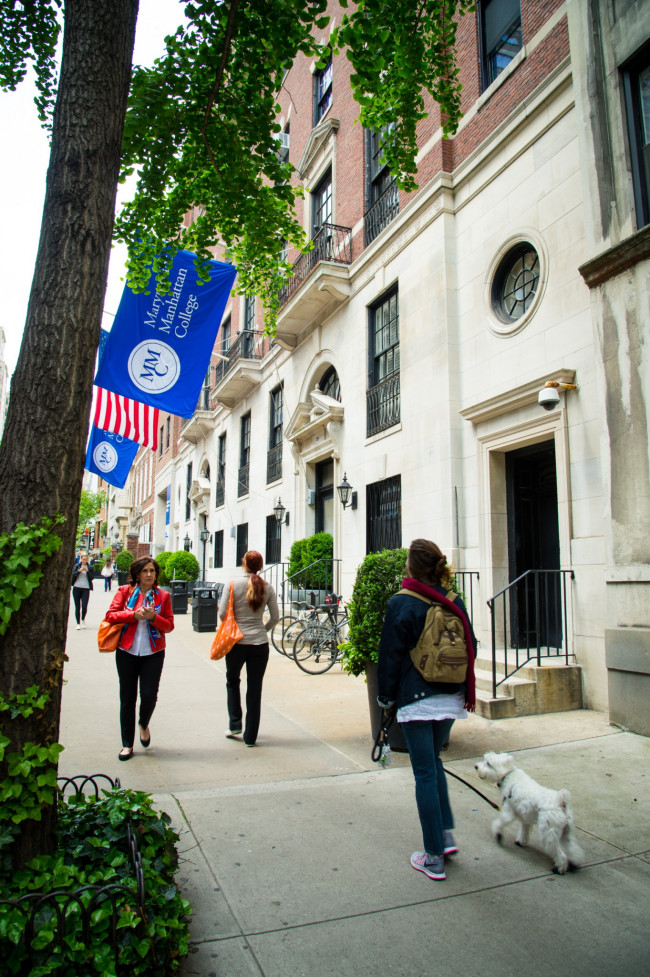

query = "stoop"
[474, 657, 584, 719]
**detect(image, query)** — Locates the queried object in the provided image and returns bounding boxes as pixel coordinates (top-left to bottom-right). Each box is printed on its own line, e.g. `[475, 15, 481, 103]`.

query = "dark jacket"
[71, 564, 95, 590]
[378, 587, 477, 710]
[105, 585, 175, 653]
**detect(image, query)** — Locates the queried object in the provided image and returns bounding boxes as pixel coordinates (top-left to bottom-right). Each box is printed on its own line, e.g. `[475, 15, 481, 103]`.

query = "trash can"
[170, 580, 189, 615]
[192, 584, 223, 632]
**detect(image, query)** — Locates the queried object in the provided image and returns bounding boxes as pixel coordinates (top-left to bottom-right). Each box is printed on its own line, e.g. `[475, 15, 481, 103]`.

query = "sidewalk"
[60, 588, 650, 977]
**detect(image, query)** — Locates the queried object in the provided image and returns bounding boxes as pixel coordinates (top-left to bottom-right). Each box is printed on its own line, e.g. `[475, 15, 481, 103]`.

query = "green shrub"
[0, 786, 191, 975]
[165, 550, 200, 582]
[340, 548, 408, 677]
[155, 551, 173, 584]
[287, 533, 333, 588]
[115, 550, 134, 572]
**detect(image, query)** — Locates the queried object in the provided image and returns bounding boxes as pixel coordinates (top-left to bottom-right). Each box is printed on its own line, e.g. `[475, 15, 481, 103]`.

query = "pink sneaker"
[411, 851, 446, 880]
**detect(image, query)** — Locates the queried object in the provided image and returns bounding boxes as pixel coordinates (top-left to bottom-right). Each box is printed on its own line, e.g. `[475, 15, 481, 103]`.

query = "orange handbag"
[210, 583, 243, 660]
[97, 619, 124, 653]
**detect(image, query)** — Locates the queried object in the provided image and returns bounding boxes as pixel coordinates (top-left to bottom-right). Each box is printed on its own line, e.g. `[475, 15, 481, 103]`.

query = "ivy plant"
[0, 515, 65, 636]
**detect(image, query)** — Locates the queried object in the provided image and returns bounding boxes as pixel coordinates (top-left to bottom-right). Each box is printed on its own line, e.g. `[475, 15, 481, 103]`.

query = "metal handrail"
[261, 558, 342, 612]
[454, 570, 480, 621]
[213, 329, 265, 385]
[364, 180, 400, 246]
[487, 568, 575, 697]
[279, 222, 352, 306]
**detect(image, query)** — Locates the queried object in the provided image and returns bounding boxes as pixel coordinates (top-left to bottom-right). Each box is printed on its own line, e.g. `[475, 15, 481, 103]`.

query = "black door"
[315, 459, 333, 535]
[506, 442, 561, 647]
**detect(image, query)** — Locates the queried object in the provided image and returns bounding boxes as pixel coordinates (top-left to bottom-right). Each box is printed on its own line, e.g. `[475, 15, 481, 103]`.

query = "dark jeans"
[225, 642, 269, 745]
[116, 648, 165, 748]
[104, 576, 112, 591]
[72, 587, 90, 624]
[401, 718, 455, 856]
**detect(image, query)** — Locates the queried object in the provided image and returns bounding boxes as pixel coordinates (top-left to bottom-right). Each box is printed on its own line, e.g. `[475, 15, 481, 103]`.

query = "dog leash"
[371, 711, 500, 810]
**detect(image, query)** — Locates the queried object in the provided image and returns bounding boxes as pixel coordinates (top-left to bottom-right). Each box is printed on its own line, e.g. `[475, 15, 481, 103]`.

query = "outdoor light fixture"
[273, 498, 289, 526]
[184, 533, 192, 551]
[199, 528, 210, 581]
[337, 473, 357, 510]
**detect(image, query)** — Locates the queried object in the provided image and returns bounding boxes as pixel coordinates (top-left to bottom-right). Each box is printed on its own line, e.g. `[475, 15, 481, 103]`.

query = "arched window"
[319, 366, 341, 402]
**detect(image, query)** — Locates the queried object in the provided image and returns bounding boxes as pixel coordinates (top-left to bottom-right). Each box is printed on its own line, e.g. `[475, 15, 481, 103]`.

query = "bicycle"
[292, 598, 349, 674]
[270, 601, 328, 656]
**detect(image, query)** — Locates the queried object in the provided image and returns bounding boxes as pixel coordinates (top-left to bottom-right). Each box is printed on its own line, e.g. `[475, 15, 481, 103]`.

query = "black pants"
[225, 642, 269, 745]
[72, 587, 90, 624]
[116, 648, 165, 748]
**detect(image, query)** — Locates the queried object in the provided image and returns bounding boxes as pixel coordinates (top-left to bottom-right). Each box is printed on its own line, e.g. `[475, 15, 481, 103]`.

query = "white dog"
[474, 751, 583, 874]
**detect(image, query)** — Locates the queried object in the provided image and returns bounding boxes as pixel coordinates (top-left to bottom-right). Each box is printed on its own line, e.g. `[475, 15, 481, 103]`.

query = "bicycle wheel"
[270, 614, 298, 655]
[281, 617, 307, 656]
[292, 623, 339, 674]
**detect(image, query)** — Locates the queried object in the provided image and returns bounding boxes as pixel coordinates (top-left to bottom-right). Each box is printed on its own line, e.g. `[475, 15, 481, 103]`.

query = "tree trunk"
[0, 0, 139, 867]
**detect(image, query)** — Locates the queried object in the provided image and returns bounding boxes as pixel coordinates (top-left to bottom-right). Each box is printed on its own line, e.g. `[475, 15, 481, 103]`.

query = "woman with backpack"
[377, 538, 477, 882]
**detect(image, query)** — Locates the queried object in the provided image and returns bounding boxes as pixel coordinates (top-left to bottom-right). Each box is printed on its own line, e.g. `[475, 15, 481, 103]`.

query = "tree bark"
[0, 0, 139, 866]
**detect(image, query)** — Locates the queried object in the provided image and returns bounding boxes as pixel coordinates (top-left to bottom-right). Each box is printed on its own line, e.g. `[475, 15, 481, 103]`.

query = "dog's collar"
[496, 770, 514, 789]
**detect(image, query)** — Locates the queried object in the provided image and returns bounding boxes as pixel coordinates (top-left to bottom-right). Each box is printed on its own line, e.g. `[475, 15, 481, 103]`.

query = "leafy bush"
[165, 550, 200, 582]
[155, 551, 173, 584]
[0, 786, 191, 975]
[340, 548, 408, 677]
[287, 533, 333, 588]
[115, 550, 134, 572]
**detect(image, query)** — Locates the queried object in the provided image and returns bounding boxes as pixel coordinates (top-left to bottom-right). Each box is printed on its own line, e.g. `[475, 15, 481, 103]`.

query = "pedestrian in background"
[377, 538, 477, 882]
[220, 550, 279, 747]
[105, 557, 174, 761]
[71, 553, 94, 629]
[101, 558, 114, 592]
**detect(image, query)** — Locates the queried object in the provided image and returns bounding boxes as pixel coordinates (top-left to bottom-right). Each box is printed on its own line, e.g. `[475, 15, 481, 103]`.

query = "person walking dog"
[377, 538, 477, 882]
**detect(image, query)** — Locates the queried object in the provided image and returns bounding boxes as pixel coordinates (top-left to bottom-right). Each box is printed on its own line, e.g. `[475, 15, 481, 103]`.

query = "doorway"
[506, 441, 561, 646]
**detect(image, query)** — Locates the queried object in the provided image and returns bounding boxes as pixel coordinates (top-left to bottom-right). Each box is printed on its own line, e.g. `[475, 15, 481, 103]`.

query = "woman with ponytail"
[377, 539, 477, 882]
[219, 550, 279, 746]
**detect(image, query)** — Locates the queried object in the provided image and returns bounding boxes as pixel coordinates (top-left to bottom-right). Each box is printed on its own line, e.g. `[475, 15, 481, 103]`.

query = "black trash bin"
[192, 584, 223, 632]
[170, 580, 189, 615]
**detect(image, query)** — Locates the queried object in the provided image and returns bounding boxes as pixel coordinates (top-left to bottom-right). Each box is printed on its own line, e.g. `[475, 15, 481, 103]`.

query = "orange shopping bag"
[210, 583, 243, 660]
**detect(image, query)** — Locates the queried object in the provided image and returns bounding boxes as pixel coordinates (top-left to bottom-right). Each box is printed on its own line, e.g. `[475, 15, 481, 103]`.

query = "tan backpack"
[398, 589, 468, 683]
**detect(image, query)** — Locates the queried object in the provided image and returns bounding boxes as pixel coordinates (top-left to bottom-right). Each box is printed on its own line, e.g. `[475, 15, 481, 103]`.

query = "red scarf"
[401, 577, 476, 712]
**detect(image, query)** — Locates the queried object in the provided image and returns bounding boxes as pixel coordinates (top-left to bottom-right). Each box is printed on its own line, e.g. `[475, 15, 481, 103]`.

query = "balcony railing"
[215, 477, 225, 508]
[213, 330, 265, 385]
[364, 181, 399, 246]
[237, 463, 249, 498]
[267, 443, 282, 483]
[279, 222, 352, 307]
[367, 373, 400, 437]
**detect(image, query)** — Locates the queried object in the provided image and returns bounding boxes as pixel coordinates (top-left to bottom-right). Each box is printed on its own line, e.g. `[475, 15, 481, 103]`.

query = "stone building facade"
[120, 0, 649, 732]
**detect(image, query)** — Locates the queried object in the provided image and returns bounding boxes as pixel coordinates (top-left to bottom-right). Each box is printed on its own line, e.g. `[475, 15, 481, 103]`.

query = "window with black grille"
[213, 530, 224, 569]
[265, 514, 281, 566]
[366, 475, 402, 554]
[216, 433, 226, 508]
[267, 385, 283, 483]
[185, 462, 192, 521]
[312, 170, 332, 237]
[238, 413, 251, 497]
[236, 523, 248, 566]
[313, 58, 332, 124]
[319, 366, 341, 401]
[367, 287, 400, 436]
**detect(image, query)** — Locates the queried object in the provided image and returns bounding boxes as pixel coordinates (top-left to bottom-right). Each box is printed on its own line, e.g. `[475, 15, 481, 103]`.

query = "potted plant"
[155, 550, 173, 586]
[340, 547, 409, 751]
[115, 549, 134, 585]
[287, 532, 333, 602]
[165, 550, 200, 583]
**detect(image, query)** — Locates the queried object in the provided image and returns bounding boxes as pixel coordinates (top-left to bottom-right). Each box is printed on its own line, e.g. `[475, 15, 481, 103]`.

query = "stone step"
[473, 662, 583, 720]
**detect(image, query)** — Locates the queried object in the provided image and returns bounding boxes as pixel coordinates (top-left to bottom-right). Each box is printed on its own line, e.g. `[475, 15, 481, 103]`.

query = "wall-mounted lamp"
[183, 533, 192, 551]
[199, 528, 211, 580]
[337, 473, 358, 510]
[273, 498, 290, 526]
[538, 379, 578, 412]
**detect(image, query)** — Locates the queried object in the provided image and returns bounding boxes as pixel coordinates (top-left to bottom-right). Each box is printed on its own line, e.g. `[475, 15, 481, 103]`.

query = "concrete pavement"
[60, 587, 650, 977]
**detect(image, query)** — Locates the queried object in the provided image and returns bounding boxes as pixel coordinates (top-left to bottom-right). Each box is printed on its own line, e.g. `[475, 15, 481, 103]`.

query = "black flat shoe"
[118, 748, 133, 761]
[139, 728, 151, 748]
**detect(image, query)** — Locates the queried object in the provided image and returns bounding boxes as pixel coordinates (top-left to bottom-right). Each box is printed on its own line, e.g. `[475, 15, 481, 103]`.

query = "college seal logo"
[128, 340, 181, 394]
[92, 442, 118, 473]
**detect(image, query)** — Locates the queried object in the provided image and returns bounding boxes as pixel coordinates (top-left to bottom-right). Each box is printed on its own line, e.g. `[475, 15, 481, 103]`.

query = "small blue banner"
[94, 250, 237, 418]
[84, 427, 140, 489]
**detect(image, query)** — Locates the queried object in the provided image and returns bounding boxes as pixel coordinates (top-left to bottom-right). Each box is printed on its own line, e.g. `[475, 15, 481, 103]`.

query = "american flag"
[93, 387, 159, 450]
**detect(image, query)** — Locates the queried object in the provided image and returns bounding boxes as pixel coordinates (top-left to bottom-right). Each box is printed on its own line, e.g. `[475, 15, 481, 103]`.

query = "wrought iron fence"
[454, 571, 480, 621]
[487, 569, 575, 697]
[279, 223, 352, 306]
[261, 559, 342, 612]
[1, 775, 145, 973]
[364, 181, 400, 246]
[367, 373, 400, 437]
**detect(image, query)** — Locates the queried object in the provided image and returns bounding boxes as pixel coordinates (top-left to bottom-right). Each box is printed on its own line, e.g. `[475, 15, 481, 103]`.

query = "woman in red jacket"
[106, 556, 174, 761]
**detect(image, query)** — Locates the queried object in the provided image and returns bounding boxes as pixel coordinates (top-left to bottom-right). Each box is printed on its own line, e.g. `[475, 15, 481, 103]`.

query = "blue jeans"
[401, 718, 455, 856]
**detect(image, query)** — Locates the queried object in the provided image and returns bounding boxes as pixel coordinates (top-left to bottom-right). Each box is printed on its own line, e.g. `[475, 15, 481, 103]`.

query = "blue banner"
[84, 427, 140, 489]
[94, 250, 237, 418]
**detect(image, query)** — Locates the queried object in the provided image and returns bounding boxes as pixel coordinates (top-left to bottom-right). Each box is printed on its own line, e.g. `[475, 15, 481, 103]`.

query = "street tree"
[0, 0, 472, 866]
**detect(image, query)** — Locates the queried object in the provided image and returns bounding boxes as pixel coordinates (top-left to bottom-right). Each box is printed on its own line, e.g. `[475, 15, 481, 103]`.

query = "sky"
[0, 0, 188, 378]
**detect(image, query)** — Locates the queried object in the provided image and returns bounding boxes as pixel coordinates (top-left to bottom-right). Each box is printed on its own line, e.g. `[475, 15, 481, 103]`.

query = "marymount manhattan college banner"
[84, 427, 140, 489]
[94, 250, 237, 418]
